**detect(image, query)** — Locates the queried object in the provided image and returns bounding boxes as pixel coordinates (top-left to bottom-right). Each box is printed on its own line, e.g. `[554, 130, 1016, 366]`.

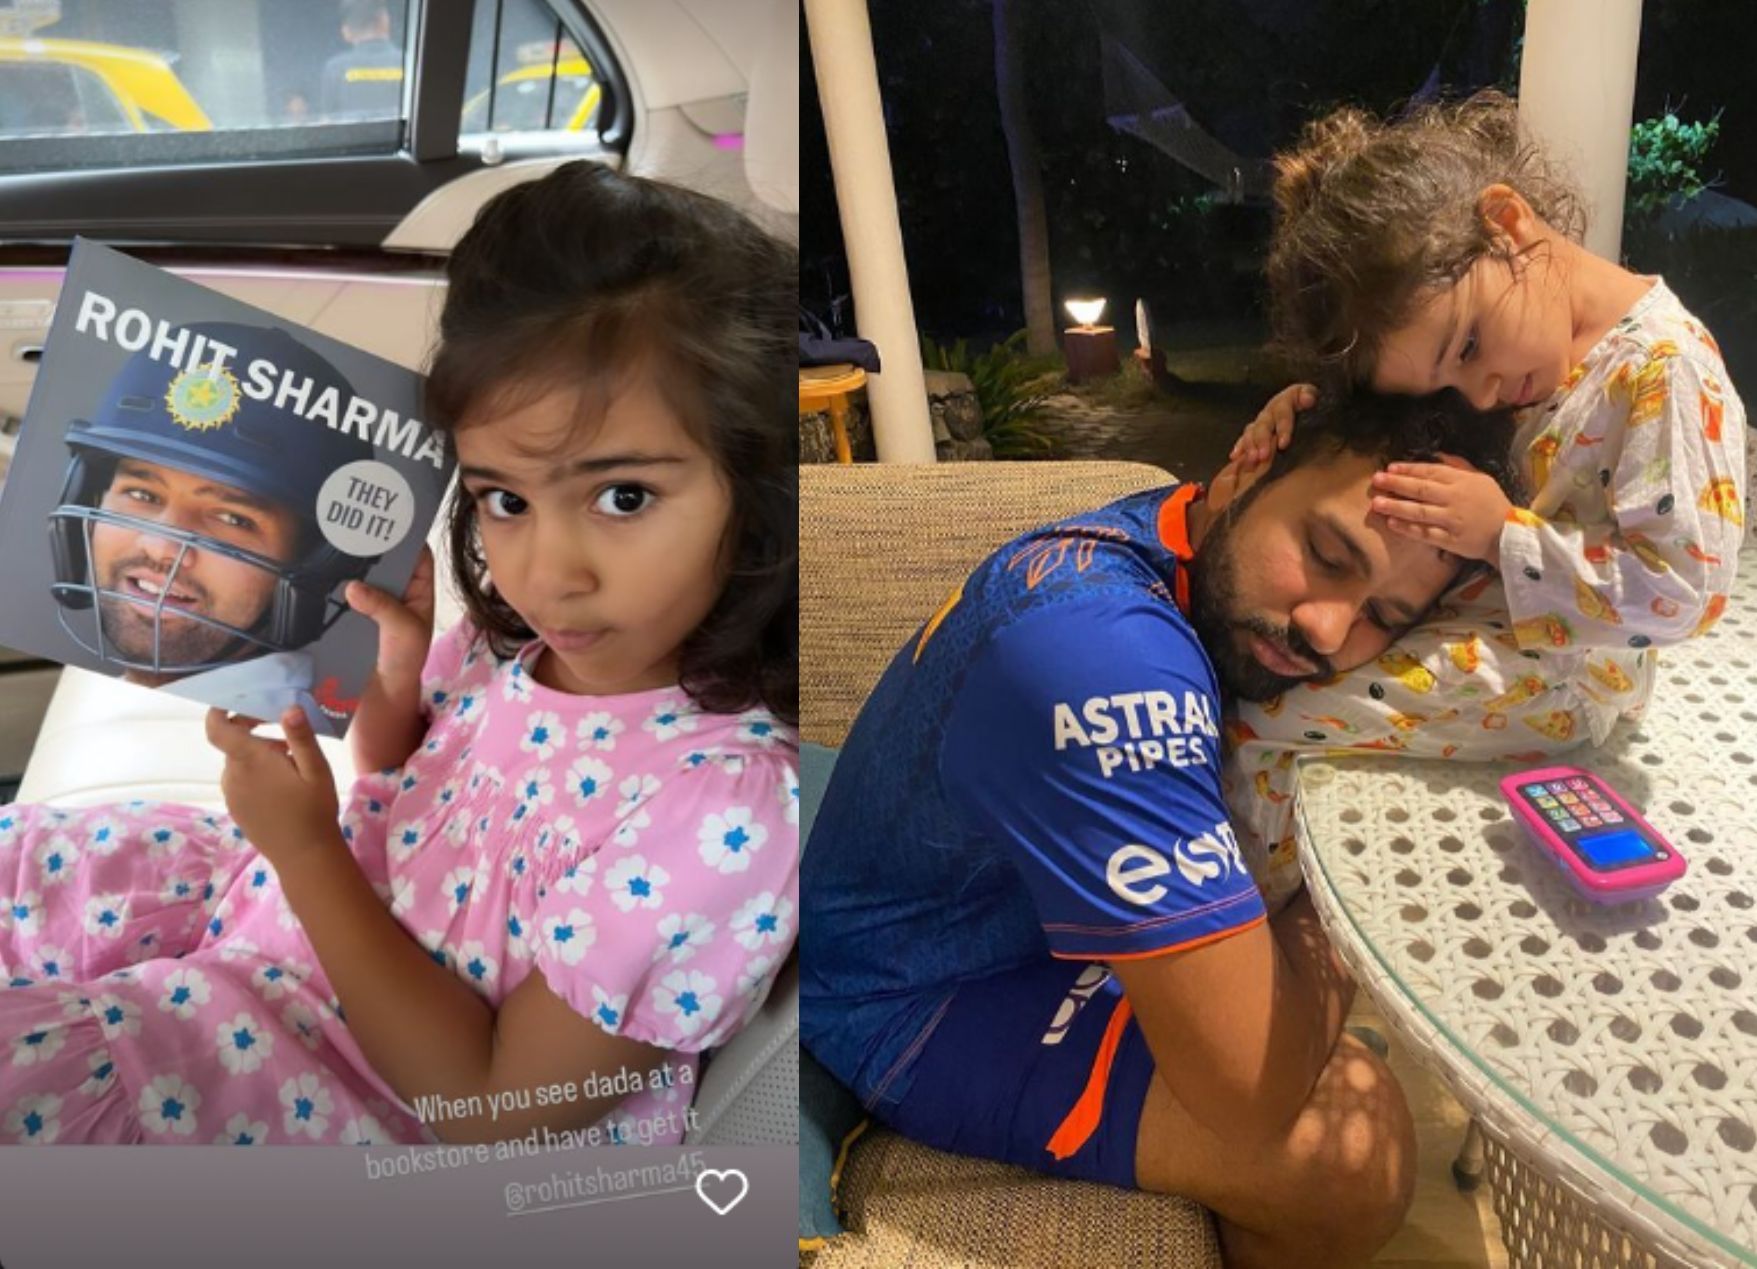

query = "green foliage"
[1627, 109, 1722, 224]
[920, 329, 1067, 458]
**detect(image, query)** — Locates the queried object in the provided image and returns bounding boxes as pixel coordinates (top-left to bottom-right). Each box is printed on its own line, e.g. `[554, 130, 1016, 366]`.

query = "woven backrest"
[799, 460, 1173, 746]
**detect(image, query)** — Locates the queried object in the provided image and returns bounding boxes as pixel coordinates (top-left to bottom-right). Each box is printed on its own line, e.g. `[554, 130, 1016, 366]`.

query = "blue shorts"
[873, 958, 1158, 1189]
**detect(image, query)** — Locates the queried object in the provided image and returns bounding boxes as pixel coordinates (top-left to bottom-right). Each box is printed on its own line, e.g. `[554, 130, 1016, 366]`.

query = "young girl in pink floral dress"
[0, 163, 799, 1146]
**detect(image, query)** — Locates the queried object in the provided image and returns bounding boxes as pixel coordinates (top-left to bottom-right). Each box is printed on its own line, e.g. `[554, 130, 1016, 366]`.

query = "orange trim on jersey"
[1047, 911, 1268, 962]
[1156, 482, 1202, 559]
[1156, 482, 1201, 615]
[1042, 911, 1268, 1161]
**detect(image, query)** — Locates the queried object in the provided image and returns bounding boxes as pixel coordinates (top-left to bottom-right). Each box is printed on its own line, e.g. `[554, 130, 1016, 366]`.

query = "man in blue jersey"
[801, 391, 1517, 1269]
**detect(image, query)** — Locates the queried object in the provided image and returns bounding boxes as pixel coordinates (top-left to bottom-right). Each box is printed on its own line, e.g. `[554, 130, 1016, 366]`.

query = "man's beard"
[96, 559, 240, 669]
[1186, 502, 1333, 702]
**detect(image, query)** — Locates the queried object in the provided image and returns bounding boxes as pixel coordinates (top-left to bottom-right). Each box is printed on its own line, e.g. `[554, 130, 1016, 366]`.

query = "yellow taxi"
[461, 55, 602, 134]
[0, 37, 211, 136]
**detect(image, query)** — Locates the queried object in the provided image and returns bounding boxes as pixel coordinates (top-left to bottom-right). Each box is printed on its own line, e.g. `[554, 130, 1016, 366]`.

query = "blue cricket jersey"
[800, 483, 1267, 1109]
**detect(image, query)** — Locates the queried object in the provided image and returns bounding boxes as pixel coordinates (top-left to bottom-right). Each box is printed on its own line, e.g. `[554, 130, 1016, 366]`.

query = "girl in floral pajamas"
[0, 163, 800, 1145]
[1222, 91, 1748, 909]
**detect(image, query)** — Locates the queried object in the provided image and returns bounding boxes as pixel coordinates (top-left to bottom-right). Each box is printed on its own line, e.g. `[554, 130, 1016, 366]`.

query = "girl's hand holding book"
[206, 705, 344, 867]
[346, 543, 436, 701]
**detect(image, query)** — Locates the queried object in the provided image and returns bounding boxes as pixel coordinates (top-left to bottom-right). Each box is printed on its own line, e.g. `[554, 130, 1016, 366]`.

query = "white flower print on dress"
[521, 710, 564, 759]
[441, 865, 476, 917]
[390, 875, 417, 918]
[143, 824, 186, 860]
[738, 712, 783, 747]
[589, 985, 628, 1033]
[542, 908, 596, 966]
[578, 711, 624, 751]
[616, 774, 661, 818]
[610, 810, 649, 849]
[5, 1093, 61, 1143]
[555, 850, 597, 899]
[697, 808, 768, 874]
[82, 894, 130, 940]
[549, 814, 584, 857]
[11, 1023, 66, 1067]
[0, 808, 20, 848]
[453, 689, 481, 722]
[436, 777, 464, 811]
[217, 1011, 275, 1075]
[653, 969, 723, 1039]
[730, 892, 793, 951]
[737, 953, 778, 1002]
[32, 945, 70, 980]
[252, 962, 306, 1001]
[604, 855, 669, 913]
[282, 1001, 325, 1051]
[58, 989, 90, 1020]
[503, 659, 534, 703]
[92, 994, 141, 1038]
[84, 816, 125, 857]
[506, 909, 532, 962]
[508, 767, 555, 828]
[160, 967, 211, 1019]
[34, 835, 79, 887]
[342, 1114, 389, 1145]
[643, 698, 701, 742]
[566, 755, 614, 809]
[454, 940, 499, 993]
[653, 913, 715, 964]
[139, 1074, 201, 1136]
[215, 1112, 269, 1145]
[218, 940, 261, 963]
[4, 891, 41, 939]
[779, 771, 800, 826]
[242, 860, 275, 899]
[389, 820, 424, 859]
[81, 1049, 118, 1098]
[280, 1073, 334, 1139]
[160, 873, 201, 906]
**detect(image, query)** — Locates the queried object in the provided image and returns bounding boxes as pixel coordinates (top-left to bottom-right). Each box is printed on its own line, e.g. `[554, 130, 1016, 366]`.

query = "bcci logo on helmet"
[164, 365, 242, 432]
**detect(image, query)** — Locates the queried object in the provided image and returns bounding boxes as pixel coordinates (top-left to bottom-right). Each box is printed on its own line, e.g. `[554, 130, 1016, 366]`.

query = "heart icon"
[694, 1167, 749, 1216]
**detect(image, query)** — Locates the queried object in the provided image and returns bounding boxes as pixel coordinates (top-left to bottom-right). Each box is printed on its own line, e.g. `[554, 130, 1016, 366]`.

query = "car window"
[462, 0, 601, 137]
[0, 0, 413, 172]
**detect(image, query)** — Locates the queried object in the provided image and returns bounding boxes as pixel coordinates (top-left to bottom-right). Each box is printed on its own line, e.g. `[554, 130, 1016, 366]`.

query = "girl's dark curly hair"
[425, 161, 798, 725]
[1267, 90, 1587, 387]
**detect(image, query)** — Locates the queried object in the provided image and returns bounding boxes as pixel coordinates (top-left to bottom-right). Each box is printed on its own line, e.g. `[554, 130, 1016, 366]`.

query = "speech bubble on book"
[316, 460, 418, 556]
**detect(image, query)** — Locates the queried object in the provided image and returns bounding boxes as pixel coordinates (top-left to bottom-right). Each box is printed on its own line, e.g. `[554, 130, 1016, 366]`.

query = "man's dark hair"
[1216, 387, 1522, 615]
[1250, 388, 1521, 502]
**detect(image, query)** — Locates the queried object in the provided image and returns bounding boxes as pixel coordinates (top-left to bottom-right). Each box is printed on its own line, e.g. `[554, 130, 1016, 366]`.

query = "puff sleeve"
[528, 748, 799, 1052]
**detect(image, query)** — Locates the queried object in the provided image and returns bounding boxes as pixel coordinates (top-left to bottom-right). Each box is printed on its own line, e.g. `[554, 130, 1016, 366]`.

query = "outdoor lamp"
[1065, 298, 1107, 330]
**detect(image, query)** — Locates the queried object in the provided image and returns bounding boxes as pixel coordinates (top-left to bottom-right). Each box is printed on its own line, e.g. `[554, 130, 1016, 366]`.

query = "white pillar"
[803, 0, 937, 463]
[1517, 0, 1644, 259]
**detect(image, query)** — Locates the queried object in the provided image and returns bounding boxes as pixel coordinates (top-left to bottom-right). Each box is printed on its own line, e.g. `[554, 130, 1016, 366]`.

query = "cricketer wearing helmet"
[48, 321, 380, 725]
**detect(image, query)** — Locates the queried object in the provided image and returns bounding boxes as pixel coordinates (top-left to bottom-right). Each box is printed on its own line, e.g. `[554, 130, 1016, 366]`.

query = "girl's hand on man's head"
[1232, 383, 1318, 469]
[1369, 453, 1513, 562]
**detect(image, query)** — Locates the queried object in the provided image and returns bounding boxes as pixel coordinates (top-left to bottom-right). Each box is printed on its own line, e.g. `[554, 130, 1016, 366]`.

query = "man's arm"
[1110, 885, 1354, 1149]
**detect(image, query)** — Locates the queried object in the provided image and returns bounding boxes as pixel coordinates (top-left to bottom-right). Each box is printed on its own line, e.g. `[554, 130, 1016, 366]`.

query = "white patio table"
[1295, 548, 1757, 1268]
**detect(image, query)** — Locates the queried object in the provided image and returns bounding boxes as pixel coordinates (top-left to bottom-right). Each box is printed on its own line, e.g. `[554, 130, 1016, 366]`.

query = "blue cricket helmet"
[49, 321, 383, 673]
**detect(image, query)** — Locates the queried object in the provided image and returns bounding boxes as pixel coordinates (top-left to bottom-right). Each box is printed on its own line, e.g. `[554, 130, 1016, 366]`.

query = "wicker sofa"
[799, 461, 1223, 1268]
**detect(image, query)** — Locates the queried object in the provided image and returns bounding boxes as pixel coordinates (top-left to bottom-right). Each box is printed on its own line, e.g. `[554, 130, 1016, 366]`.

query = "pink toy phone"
[1499, 765, 1686, 903]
